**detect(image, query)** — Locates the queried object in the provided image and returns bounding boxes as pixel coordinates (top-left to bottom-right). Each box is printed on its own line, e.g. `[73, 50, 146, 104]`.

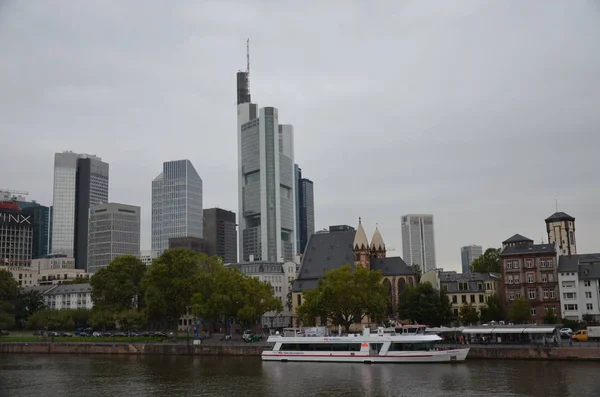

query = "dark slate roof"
[23, 285, 57, 294]
[502, 234, 533, 244]
[500, 243, 556, 256]
[370, 257, 414, 276]
[558, 253, 600, 280]
[557, 255, 579, 272]
[47, 283, 92, 295]
[545, 212, 575, 222]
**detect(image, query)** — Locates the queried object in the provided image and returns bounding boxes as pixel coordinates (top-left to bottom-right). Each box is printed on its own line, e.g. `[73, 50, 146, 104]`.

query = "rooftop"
[501, 243, 556, 256]
[502, 234, 533, 244]
[558, 254, 600, 279]
[545, 212, 575, 223]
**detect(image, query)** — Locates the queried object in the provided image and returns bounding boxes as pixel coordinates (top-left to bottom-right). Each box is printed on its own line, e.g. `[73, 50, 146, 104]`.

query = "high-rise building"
[168, 236, 206, 253]
[151, 160, 203, 253]
[294, 165, 314, 255]
[545, 211, 576, 256]
[50, 151, 109, 267]
[461, 245, 483, 273]
[203, 208, 237, 263]
[87, 203, 140, 273]
[401, 214, 436, 274]
[0, 201, 33, 267]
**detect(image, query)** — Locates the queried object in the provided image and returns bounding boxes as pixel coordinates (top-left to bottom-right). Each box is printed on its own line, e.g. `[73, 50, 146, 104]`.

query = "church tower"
[545, 212, 576, 256]
[370, 226, 386, 259]
[353, 218, 370, 269]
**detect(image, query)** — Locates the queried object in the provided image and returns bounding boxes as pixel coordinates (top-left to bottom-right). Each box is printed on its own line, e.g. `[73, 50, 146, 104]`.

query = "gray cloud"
[1, 0, 599, 269]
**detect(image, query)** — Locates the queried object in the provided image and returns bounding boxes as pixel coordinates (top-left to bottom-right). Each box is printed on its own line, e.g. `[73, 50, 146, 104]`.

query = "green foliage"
[508, 298, 532, 324]
[582, 313, 598, 326]
[459, 303, 480, 325]
[543, 310, 558, 324]
[65, 276, 91, 284]
[480, 294, 505, 323]
[0, 312, 15, 330]
[411, 264, 421, 283]
[117, 310, 146, 331]
[562, 318, 581, 330]
[296, 265, 388, 332]
[27, 309, 75, 330]
[13, 290, 47, 329]
[89, 310, 116, 330]
[398, 282, 453, 326]
[471, 248, 501, 273]
[91, 255, 147, 312]
[0, 269, 20, 315]
[192, 266, 282, 325]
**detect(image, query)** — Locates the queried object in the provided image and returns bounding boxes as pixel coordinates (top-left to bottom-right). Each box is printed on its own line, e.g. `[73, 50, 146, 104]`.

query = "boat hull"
[261, 348, 469, 363]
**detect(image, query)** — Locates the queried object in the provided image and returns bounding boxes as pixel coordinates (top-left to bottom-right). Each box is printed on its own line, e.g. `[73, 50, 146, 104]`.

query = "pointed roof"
[353, 217, 369, 250]
[371, 226, 385, 251]
[545, 212, 575, 222]
[502, 234, 533, 244]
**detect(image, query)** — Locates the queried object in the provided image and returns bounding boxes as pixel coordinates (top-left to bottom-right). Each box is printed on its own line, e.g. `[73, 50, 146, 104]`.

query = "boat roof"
[267, 334, 442, 343]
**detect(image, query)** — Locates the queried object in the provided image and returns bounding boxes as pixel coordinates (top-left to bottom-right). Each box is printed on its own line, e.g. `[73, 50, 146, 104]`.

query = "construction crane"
[0, 189, 29, 196]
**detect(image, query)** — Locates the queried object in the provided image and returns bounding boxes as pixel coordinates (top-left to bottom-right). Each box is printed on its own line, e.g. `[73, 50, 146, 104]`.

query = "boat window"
[280, 343, 361, 351]
[389, 342, 435, 351]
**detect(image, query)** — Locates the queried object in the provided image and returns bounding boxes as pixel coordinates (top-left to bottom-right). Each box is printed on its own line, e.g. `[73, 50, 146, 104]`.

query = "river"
[1, 355, 600, 396]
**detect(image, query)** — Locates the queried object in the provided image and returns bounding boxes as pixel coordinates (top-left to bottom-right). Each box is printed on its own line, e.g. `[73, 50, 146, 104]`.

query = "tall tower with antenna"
[236, 38, 251, 105]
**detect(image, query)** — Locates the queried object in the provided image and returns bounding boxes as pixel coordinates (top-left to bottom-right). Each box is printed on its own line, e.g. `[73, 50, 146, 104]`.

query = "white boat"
[261, 325, 469, 363]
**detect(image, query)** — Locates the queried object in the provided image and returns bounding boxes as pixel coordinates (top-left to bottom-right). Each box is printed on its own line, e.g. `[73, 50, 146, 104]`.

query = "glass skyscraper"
[151, 160, 203, 253]
[294, 165, 314, 255]
[401, 214, 436, 274]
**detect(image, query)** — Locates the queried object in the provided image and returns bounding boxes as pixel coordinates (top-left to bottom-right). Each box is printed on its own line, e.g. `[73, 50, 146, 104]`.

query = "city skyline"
[1, 2, 599, 271]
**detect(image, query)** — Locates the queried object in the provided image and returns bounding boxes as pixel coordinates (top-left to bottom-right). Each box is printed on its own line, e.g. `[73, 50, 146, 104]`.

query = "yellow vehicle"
[571, 327, 600, 342]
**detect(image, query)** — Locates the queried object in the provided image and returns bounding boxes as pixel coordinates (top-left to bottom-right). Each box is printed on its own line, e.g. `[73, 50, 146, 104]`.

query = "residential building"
[295, 165, 314, 255]
[203, 208, 237, 263]
[0, 201, 33, 268]
[557, 253, 600, 321]
[499, 234, 560, 322]
[461, 245, 483, 274]
[421, 269, 500, 321]
[152, 160, 203, 253]
[237, 60, 296, 263]
[292, 219, 415, 327]
[87, 203, 141, 273]
[545, 211, 577, 256]
[227, 260, 297, 327]
[50, 151, 109, 269]
[168, 236, 207, 253]
[401, 214, 436, 274]
[26, 283, 94, 310]
[140, 250, 160, 266]
[1, 254, 88, 287]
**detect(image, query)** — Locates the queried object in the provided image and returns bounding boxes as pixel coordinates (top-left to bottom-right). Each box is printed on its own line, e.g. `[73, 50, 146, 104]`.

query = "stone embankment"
[2, 342, 600, 360]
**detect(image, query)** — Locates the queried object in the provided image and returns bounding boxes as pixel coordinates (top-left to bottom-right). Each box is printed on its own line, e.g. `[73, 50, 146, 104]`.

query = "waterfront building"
[292, 219, 415, 326]
[139, 250, 160, 266]
[87, 203, 141, 273]
[401, 214, 436, 274]
[499, 234, 560, 322]
[203, 208, 237, 263]
[546, 211, 577, 256]
[294, 165, 314, 256]
[0, 201, 33, 268]
[557, 253, 600, 321]
[152, 160, 203, 253]
[25, 283, 94, 310]
[461, 245, 483, 274]
[1, 254, 89, 287]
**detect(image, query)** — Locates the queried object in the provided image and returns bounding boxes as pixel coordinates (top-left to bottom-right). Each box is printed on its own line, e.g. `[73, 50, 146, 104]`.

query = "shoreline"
[2, 342, 600, 361]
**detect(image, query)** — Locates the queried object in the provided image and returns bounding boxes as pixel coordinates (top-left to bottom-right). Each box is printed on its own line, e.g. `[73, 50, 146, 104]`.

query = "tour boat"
[261, 325, 469, 363]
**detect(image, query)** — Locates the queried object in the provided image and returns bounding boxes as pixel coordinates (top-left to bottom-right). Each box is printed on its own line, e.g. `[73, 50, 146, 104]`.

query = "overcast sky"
[1, 1, 599, 271]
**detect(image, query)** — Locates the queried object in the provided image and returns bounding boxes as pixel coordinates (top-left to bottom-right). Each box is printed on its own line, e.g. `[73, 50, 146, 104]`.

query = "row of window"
[452, 294, 485, 304]
[564, 304, 594, 312]
[563, 292, 594, 300]
[508, 288, 556, 300]
[507, 273, 555, 284]
[506, 259, 554, 269]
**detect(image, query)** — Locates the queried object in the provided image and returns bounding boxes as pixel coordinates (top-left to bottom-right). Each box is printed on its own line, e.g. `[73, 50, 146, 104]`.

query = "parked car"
[559, 328, 573, 339]
[33, 330, 44, 336]
[0, 330, 10, 336]
[242, 330, 262, 343]
[60, 332, 73, 337]
[153, 331, 166, 338]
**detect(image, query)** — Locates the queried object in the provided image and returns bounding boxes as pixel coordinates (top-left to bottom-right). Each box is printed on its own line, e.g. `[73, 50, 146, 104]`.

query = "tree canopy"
[0, 269, 25, 329]
[458, 303, 480, 325]
[508, 298, 532, 324]
[90, 255, 147, 312]
[297, 265, 388, 332]
[479, 294, 505, 323]
[471, 248, 501, 273]
[398, 282, 453, 326]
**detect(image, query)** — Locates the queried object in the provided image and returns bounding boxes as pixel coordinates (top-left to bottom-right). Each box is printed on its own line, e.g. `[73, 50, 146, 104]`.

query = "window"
[564, 304, 578, 311]
[509, 294, 515, 301]
[459, 282, 468, 291]
[584, 280, 591, 287]
[542, 274, 548, 283]
[562, 281, 575, 288]
[477, 283, 483, 291]
[528, 289, 536, 300]
[526, 273, 534, 283]
[470, 295, 475, 303]
[526, 260, 533, 268]
[586, 291, 592, 299]
[452, 295, 457, 304]
[563, 292, 577, 300]
[545, 306, 555, 313]
[442, 285, 448, 292]
[479, 295, 485, 303]
[461, 295, 467, 303]
[506, 261, 512, 270]
[507, 275, 513, 284]
[514, 275, 520, 284]
[530, 308, 536, 316]
[515, 293, 522, 299]
[587, 303, 593, 311]
[549, 289, 555, 299]
[543, 289, 550, 299]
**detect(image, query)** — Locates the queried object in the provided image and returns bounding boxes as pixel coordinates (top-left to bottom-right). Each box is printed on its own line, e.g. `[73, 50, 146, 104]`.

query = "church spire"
[354, 217, 369, 250]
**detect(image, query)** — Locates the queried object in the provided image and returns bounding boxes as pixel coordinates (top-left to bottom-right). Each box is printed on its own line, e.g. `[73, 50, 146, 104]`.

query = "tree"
[471, 248, 501, 273]
[91, 255, 147, 312]
[0, 269, 20, 316]
[411, 264, 422, 283]
[543, 310, 558, 324]
[398, 282, 453, 326]
[13, 290, 47, 329]
[27, 310, 75, 330]
[117, 310, 146, 331]
[480, 294, 505, 323]
[438, 290, 455, 325]
[296, 265, 388, 332]
[65, 276, 91, 284]
[459, 303, 480, 325]
[508, 298, 532, 324]
[89, 310, 116, 330]
[0, 312, 15, 330]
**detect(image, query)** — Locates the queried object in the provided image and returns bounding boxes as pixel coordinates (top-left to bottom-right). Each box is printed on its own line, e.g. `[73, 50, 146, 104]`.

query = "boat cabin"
[394, 325, 427, 335]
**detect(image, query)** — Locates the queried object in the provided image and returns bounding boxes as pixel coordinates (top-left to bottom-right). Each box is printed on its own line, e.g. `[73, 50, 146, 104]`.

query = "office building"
[87, 203, 140, 273]
[237, 53, 296, 262]
[295, 166, 314, 255]
[401, 214, 436, 274]
[203, 208, 237, 263]
[0, 201, 33, 268]
[50, 151, 109, 268]
[168, 236, 206, 253]
[152, 160, 203, 253]
[461, 245, 483, 273]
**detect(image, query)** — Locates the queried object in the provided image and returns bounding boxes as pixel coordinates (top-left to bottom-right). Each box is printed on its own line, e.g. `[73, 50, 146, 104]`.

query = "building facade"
[557, 254, 600, 321]
[168, 236, 206, 253]
[1, 254, 88, 287]
[499, 234, 560, 322]
[401, 214, 436, 274]
[51, 151, 109, 262]
[545, 211, 576, 256]
[461, 245, 483, 274]
[203, 208, 237, 263]
[27, 283, 94, 310]
[295, 165, 314, 256]
[152, 160, 203, 253]
[0, 201, 33, 268]
[139, 250, 160, 266]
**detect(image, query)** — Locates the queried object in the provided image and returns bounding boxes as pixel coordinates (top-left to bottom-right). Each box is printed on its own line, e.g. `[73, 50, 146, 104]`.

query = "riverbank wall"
[2, 343, 600, 360]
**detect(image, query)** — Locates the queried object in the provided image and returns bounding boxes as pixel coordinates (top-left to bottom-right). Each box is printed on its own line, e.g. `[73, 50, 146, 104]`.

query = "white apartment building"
[558, 254, 600, 321]
[140, 250, 160, 266]
[25, 283, 94, 310]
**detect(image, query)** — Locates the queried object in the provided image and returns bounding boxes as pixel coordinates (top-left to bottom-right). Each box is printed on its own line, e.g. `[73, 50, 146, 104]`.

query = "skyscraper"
[51, 151, 109, 268]
[88, 203, 140, 273]
[151, 159, 203, 253]
[237, 47, 296, 262]
[295, 165, 314, 255]
[203, 208, 237, 263]
[401, 214, 436, 274]
[461, 245, 483, 273]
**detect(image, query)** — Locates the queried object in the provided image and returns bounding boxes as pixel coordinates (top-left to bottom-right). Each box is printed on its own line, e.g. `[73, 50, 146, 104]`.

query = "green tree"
[91, 255, 147, 312]
[471, 248, 501, 273]
[398, 282, 453, 326]
[296, 289, 324, 327]
[508, 298, 532, 324]
[13, 290, 46, 329]
[412, 264, 422, 283]
[117, 310, 146, 331]
[0, 312, 15, 330]
[65, 276, 91, 284]
[0, 269, 20, 316]
[89, 310, 116, 330]
[458, 303, 480, 325]
[296, 265, 388, 332]
[143, 249, 222, 329]
[543, 310, 558, 324]
[479, 294, 505, 323]
[27, 310, 75, 330]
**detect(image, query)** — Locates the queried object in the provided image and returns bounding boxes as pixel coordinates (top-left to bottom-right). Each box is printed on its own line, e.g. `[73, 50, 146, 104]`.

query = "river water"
[1, 355, 600, 396]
